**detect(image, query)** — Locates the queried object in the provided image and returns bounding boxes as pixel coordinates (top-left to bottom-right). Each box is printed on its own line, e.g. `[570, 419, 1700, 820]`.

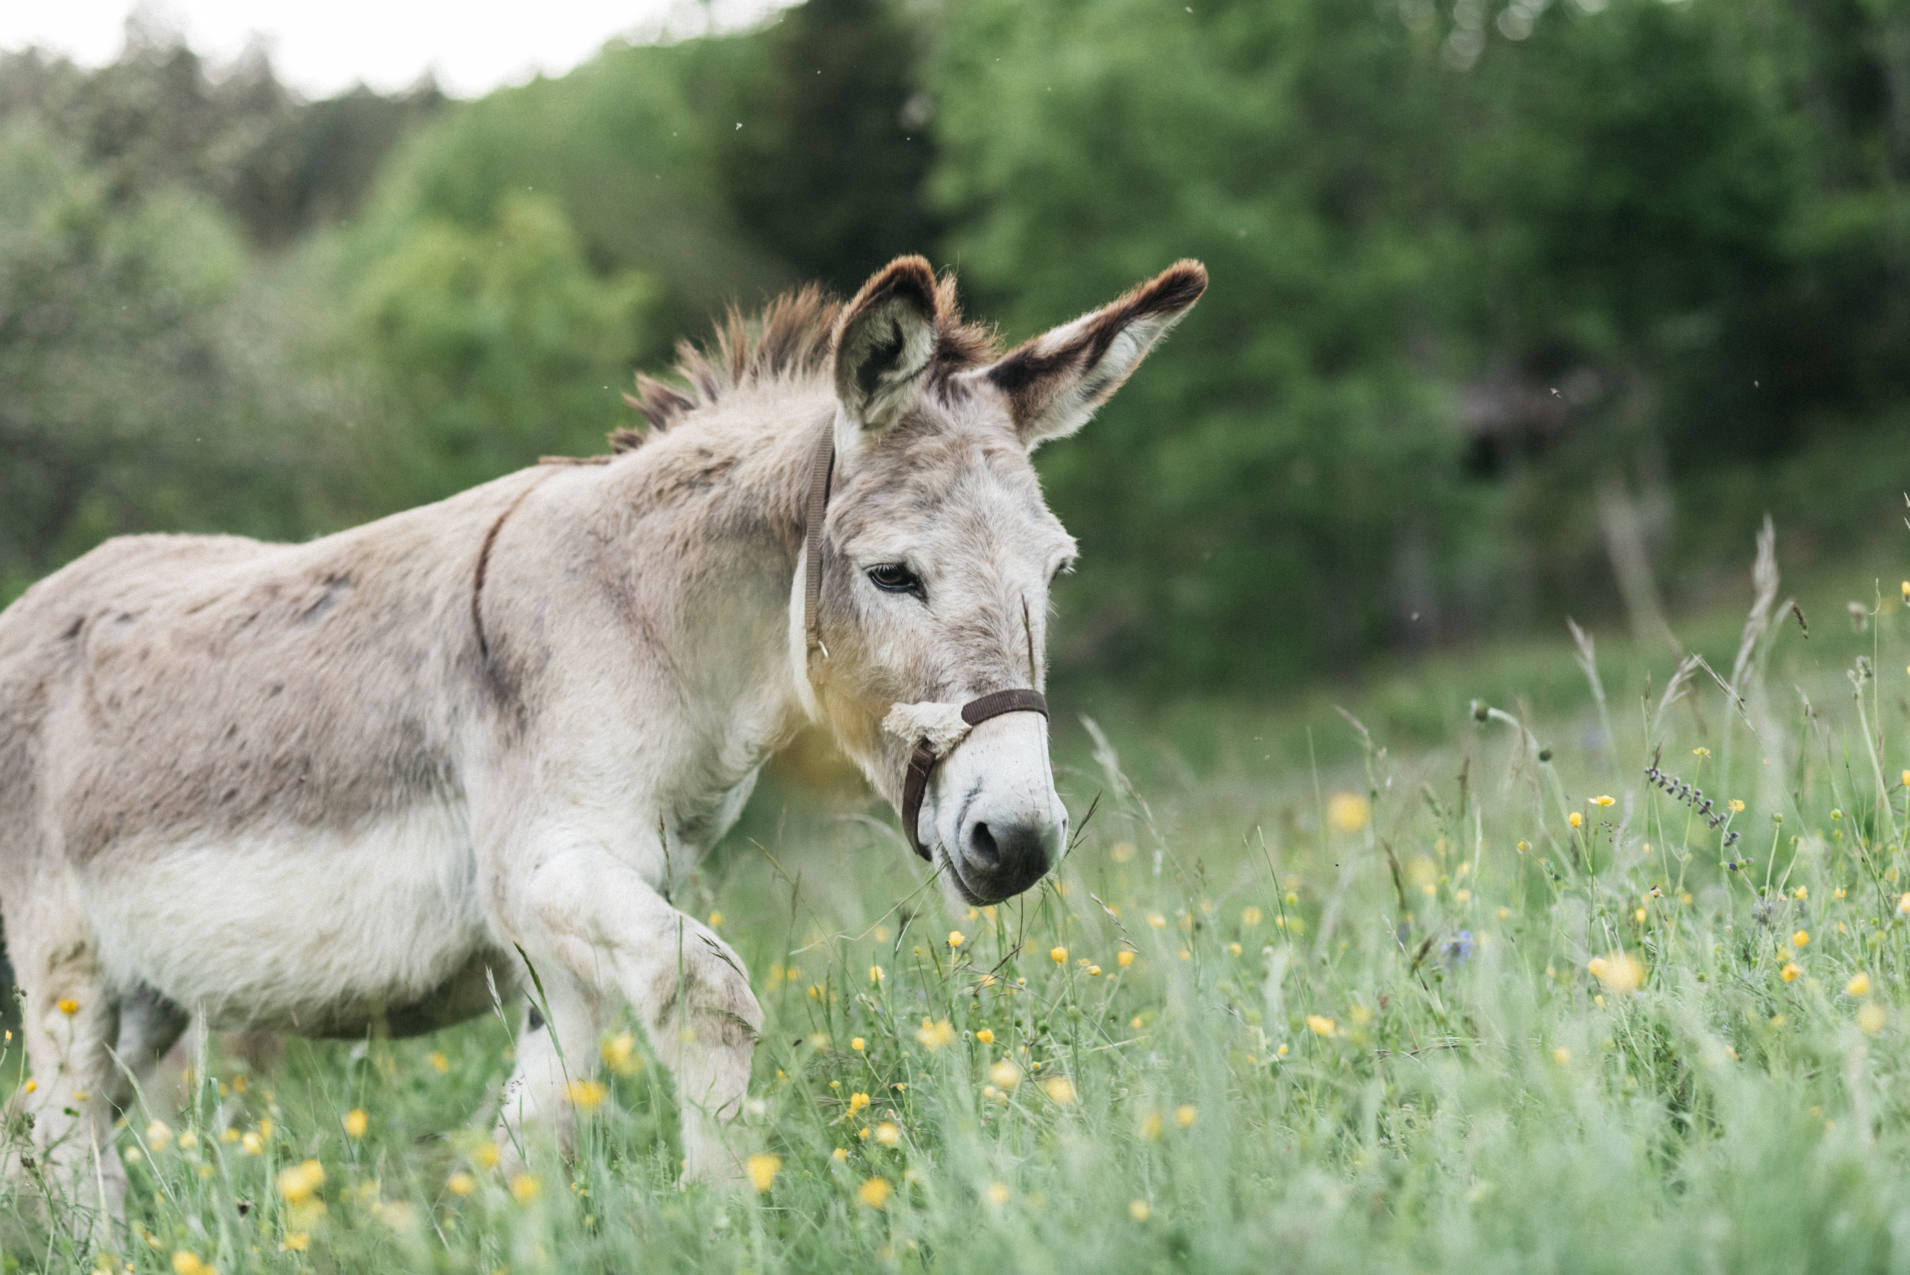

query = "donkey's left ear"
[981, 260, 1207, 449]
[833, 255, 941, 435]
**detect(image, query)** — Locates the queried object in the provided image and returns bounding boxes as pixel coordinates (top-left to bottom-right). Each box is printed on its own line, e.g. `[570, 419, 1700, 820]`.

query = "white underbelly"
[81, 804, 492, 1030]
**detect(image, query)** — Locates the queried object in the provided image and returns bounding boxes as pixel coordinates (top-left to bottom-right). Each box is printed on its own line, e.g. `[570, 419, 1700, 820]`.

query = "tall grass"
[4, 531, 1909, 1273]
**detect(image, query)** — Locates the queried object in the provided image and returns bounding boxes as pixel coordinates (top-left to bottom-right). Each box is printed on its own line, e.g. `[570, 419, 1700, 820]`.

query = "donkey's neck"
[587, 393, 832, 828]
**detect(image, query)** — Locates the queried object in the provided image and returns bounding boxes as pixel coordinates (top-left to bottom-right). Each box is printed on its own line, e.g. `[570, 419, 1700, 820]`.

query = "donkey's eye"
[867, 563, 925, 599]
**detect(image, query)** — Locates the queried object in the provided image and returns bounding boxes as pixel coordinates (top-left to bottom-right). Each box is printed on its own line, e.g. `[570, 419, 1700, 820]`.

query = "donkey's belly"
[80, 804, 500, 1034]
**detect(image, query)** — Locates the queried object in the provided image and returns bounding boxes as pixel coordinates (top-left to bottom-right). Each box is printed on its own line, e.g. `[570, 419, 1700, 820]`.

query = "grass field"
[5, 531, 1910, 1274]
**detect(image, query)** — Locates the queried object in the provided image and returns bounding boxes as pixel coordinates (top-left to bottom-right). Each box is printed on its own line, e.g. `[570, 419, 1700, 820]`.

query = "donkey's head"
[794, 256, 1205, 905]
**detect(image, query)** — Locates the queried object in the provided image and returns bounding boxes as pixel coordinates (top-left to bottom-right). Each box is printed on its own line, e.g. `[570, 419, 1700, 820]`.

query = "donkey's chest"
[80, 804, 496, 1030]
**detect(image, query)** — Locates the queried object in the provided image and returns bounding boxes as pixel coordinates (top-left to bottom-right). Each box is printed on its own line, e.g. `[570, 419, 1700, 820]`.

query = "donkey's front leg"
[499, 841, 762, 1182]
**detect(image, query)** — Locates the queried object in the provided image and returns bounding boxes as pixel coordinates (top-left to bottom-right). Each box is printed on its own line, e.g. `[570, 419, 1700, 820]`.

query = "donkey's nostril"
[968, 821, 1003, 868]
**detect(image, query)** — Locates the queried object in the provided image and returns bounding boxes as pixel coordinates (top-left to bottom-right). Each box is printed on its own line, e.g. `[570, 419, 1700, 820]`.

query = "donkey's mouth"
[939, 844, 995, 906]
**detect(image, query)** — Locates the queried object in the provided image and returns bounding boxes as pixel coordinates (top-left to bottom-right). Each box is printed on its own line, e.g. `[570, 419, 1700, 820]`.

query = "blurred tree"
[715, 0, 942, 293]
[0, 26, 443, 247]
[0, 122, 307, 592]
[932, 0, 1469, 688]
[356, 35, 790, 348]
[339, 193, 661, 509]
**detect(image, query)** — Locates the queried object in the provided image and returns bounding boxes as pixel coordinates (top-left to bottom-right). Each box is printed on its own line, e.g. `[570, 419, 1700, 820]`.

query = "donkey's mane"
[609, 275, 1000, 452]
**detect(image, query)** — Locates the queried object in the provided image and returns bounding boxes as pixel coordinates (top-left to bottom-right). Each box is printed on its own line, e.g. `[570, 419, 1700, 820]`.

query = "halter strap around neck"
[802, 425, 836, 661]
[796, 421, 1048, 862]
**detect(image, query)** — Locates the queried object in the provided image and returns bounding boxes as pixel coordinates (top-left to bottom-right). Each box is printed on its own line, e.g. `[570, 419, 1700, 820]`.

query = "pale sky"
[0, 0, 786, 98]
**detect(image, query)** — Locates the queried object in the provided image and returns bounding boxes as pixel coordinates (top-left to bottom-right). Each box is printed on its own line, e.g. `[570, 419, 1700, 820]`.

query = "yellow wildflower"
[1139, 1111, 1163, 1140]
[874, 1122, 901, 1147]
[914, 1018, 955, 1051]
[146, 1120, 173, 1153]
[1326, 792, 1371, 834]
[1568, 811, 1583, 830]
[1117, 951, 1135, 968]
[1859, 1003, 1888, 1035]
[566, 1080, 607, 1110]
[1175, 1104, 1197, 1128]
[868, 965, 884, 984]
[707, 910, 723, 928]
[510, 1173, 540, 1203]
[988, 1060, 1022, 1090]
[986, 1182, 1012, 1206]
[847, 1091, 871, 1116]
[1693, 747, 1710, 758]
[1552, 1046, 1571, 1066]
[851, 1036, 866, 1052]
[858, 1176, 892, 1209]
[279, 1232, 310, 1253]
[1042, 1076, 1077, 1104]
[1781, 963, 1801, 983]
[602, 1030, 639, 1075]
[56, 998, 78, 1016]
[1305, 1014, 1338, 1038]
[446, 1171, 477, 1197]
[171, 1252, 205, 1275]
[746, 1153, 782, 1193]
[342, 1108, 369, 1138]
[428, 1050, 450, 1073]
[1729, 799, 1746, 814]
[1129, 1199, 1152, 1222]
[1793, 930, 1810, 948]
[1588, 952, 1646, 994]
[1592, 794, 1615, 807]
[1241, 905, 1263, 927]
[241, 1131, 264, 1156]
[1847, 972, 1872, 997]
[975, 1027, 994, 1044]
[276, 1159, 326, 1205]
[832, 1147, 848, 1162]
[1050, 946, 1068, 965]
[948, 930, 965, 948]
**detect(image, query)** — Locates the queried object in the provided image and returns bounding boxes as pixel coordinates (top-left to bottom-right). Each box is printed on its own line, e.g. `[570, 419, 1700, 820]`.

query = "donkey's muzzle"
[958, 815, 1056, 902]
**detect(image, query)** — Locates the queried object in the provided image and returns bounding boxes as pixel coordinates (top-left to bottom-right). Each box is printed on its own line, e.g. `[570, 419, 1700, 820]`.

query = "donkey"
[0, 254, 1205, 1229]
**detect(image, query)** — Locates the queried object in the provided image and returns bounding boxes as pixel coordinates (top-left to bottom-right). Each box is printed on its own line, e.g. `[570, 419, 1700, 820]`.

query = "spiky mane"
[609, 274, 1000, 452]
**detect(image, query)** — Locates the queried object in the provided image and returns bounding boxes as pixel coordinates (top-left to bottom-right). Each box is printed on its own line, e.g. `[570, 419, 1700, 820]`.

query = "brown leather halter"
[801, 425, 1048, 862]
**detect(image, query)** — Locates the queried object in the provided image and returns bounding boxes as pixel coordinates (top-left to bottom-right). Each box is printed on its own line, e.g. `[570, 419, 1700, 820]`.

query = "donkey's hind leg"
[11, 924, 131, 1249]
[105, 985, 190, 1112]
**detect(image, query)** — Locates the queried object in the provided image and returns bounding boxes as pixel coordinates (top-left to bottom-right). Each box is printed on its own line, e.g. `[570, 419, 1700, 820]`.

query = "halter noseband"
[801, 425, 1048, 862]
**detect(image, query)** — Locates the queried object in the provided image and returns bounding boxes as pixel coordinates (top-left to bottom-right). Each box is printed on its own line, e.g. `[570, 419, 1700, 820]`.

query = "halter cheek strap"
[799, 425, 1048, 862]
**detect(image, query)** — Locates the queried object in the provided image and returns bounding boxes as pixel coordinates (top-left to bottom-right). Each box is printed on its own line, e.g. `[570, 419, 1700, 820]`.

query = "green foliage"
[4, 0, 1910, 681]
[0, 121, 308, 593]
[0, 30, 442, 247]
[716, 0, 943, 294]
[339, 193, 660, 507]
[933, 0, 1471, 688]
[354, 35, 790, 334]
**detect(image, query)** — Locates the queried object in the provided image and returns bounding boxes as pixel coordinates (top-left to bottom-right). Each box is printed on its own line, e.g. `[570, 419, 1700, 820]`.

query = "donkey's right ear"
[833, 256, 941, 436]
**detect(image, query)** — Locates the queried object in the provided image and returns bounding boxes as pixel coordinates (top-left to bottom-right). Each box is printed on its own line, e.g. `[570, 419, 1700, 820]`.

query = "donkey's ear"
[833, 256, 941, 434]
[983, 260, 1207, 449]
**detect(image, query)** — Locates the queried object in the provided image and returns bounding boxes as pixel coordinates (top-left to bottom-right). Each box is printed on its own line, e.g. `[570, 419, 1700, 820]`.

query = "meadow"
[5, 527, 1910, 1274]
